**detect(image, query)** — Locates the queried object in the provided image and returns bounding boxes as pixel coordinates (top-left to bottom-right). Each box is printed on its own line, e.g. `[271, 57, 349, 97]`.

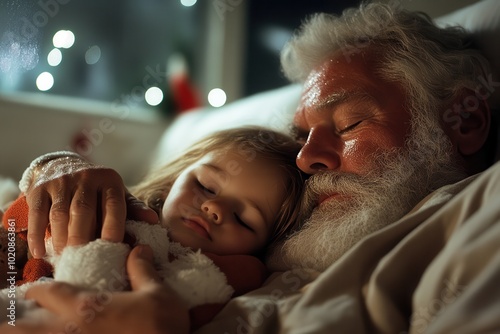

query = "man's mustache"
[305, 170, 378, 198]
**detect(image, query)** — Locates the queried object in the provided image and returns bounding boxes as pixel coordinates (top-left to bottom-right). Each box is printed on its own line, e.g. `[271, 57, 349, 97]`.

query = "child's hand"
[25, 163, 129, 258]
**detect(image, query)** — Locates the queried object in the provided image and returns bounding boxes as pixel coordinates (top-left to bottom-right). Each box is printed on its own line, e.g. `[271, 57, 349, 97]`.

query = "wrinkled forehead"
[296, 49, 408, 114]
[300, 50, 385, 104]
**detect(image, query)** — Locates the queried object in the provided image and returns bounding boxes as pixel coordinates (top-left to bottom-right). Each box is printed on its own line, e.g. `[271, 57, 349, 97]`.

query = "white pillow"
[435, 0, 500, 108]
[153, 0, 500, 166]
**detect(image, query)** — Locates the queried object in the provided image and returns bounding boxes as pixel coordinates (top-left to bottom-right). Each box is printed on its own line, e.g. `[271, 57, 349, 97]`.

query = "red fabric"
[170, 73, 201, 113]
[2, 196, 28, 236]
[17, 258, 53, 285]
[2, 196, 54, 284]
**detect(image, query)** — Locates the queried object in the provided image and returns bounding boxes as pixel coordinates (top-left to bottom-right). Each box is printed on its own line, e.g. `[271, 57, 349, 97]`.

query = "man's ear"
[442, 89, 491, 156]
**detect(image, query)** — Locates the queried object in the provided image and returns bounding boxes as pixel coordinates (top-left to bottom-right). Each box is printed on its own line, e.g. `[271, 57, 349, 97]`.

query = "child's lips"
[183, 216, 211, 240]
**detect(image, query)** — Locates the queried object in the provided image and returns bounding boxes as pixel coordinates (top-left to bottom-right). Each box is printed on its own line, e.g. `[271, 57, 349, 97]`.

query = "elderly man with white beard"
[4, 2, 500, 334]
[263, 4, 498, 274]
[269, 48, 473, 271]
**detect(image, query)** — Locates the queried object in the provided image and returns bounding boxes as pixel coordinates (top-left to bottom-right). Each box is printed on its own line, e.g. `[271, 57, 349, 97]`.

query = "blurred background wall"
[0, 0, 482, 185]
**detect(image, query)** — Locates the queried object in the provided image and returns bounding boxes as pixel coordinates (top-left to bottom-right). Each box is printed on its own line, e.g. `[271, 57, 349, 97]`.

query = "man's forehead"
[300, 61, 362, 107]
[298, 51, 395, 110]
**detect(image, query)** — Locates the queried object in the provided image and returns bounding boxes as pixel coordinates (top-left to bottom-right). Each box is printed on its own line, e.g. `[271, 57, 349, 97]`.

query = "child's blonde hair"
[131, 126, 306, 249]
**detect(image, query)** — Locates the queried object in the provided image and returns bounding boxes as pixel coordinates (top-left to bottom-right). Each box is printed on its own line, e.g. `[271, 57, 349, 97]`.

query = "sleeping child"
[0, 126, 306, 329]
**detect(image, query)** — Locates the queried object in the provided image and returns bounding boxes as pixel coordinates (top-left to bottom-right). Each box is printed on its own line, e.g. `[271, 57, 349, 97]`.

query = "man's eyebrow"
[289, 124, 298, 137]
[313, 90, 375, 111]
[291, 91, 375, 141]
[289, 124, 308, 141]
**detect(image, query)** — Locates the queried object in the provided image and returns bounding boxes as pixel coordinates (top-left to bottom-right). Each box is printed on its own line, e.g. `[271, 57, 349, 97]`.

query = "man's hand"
[25, 161, 158, 258]
[26, 165, 129, 257]
[0, 245, 189, 334]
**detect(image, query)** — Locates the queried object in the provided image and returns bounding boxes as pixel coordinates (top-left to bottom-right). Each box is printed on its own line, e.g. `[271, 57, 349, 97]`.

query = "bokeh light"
[53, 30, 75, 49]
[145, 87, 164, 106]
[180, 0, 197, 7]
[85, 45, 101, 65]
[47, 48, 62, 66]
[36, 72, 54, 91]
[207, 88, 226, 107]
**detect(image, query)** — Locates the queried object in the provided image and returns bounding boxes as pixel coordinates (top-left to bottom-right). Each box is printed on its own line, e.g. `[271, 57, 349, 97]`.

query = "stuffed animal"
[0, 196, 267, 325]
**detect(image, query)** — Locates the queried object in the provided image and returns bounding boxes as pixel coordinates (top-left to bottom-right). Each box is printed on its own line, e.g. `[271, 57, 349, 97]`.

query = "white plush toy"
[0, 220, 234, 324]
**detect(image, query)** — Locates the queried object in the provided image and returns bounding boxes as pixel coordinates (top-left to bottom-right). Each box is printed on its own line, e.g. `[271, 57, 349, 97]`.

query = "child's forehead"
[201, 147, 278, 170]
[196, 151, 283, 187]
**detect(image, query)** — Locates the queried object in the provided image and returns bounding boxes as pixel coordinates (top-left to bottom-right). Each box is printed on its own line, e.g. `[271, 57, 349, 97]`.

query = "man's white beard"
[266, 122, 467, 272]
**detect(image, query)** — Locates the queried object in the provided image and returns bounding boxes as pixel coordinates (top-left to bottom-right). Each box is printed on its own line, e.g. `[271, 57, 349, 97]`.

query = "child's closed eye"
[234, 213, 253, 231]
[197, 180, 216, 195]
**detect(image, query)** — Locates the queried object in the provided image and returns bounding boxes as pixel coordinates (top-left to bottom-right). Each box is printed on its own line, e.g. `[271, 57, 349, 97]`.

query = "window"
[0, 0, 354, 113]
[0, 0, 203, 113]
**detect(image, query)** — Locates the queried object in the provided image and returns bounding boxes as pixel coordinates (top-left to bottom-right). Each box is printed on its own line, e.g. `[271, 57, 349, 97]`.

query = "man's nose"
[202, 200, 223, 224]
[296, 127, 340, 174]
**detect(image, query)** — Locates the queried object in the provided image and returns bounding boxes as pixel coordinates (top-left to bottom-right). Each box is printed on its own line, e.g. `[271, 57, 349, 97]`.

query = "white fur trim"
[125, 221, 172, 266]
[161, 250, 234, 307]
[0, 220, 234, 324]
[19, 151, 82, 193]
[125, 221, 234, 307]
[50, 239, 130, 292]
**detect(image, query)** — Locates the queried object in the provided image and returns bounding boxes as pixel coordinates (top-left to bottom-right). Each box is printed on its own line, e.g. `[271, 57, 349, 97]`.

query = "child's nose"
[202, 200, 223, 224]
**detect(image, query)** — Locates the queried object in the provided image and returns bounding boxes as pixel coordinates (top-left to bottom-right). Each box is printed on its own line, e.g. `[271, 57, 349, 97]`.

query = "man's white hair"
[281, 2, 491, 136]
